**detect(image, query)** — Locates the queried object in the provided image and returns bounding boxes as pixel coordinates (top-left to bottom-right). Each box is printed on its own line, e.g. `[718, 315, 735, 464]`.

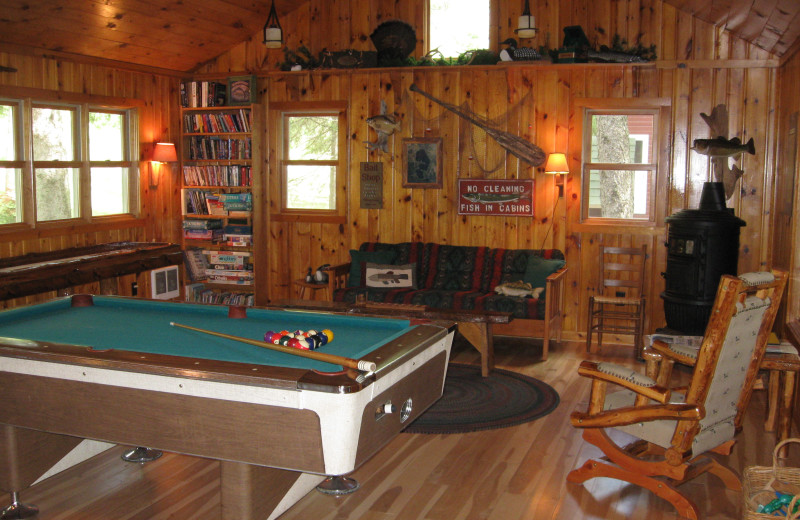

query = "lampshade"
[152, 142, 177, 162]
[544, 153, 569, 174]
[515, 0, 538, 39]
[263, 0, 283, 48]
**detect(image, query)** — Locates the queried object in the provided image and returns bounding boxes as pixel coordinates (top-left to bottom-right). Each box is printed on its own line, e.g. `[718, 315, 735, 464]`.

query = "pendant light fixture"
[263, 0, 283, 49]
[515, 0, 538, 39]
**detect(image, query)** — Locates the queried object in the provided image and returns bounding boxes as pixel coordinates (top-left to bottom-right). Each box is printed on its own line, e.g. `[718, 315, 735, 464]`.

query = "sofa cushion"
[365, 263, 417, 289]
[481, 248, 566, 292]
[332, 287, 545, 320]
[523, 256, 566, 289]
[427, 244, 491, 291]
[347, 249, 397, 287]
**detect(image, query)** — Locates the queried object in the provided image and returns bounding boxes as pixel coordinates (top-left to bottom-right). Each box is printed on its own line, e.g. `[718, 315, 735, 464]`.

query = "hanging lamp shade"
[263, 0, 283, 49]
[515, 0, 538, 39]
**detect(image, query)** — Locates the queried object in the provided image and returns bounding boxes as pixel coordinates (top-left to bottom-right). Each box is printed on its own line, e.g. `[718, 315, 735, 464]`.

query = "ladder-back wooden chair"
[568, 270, 787, 519]
[586, 244, 648, 357]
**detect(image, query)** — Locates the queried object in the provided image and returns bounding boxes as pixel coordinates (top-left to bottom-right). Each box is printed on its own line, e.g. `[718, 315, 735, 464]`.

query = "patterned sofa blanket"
[332, 242, 565, 320]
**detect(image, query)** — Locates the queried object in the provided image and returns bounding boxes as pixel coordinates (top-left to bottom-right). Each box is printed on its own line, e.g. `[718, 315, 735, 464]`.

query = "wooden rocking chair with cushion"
[568, 270, 787, 519]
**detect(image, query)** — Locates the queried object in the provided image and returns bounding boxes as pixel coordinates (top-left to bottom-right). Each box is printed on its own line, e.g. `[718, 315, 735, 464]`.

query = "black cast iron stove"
[661, 182, 746, 334]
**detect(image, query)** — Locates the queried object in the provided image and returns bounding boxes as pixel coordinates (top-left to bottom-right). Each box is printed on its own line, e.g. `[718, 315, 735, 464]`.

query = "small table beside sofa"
[325, 242, 567, 364]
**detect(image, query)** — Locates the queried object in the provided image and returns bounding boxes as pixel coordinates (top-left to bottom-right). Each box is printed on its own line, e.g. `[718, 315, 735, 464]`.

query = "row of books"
[183, 165, 252, 187]
[183, 249, 253, 281]
[183, 111, 251, 134]
[184, 190, 253, 216]
[185, 283, 255, 306]
[187, 136, 252, 160]
[180, 81, 227, 108]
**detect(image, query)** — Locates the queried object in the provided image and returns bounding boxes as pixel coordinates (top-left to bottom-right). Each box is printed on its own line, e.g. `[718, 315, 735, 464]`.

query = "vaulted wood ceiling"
[0, 0, 798, 73]
[0, 0, 300, 72]
[663, 0, 800, 57]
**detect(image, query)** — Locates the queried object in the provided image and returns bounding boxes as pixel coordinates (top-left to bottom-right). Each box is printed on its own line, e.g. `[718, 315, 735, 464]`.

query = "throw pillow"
[365, 263, 417, 289]
[348, 249, 397, 287]
[523, 255, 565, 289]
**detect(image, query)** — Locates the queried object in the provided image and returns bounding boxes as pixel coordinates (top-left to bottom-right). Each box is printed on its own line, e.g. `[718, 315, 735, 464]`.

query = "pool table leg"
[220, 461, 325, 520]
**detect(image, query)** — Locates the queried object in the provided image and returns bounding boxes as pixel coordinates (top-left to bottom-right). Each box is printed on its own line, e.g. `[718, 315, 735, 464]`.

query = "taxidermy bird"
[499, 38, 540, 61]
[314, 265, 330, 284]
[364, 100, 401, 153]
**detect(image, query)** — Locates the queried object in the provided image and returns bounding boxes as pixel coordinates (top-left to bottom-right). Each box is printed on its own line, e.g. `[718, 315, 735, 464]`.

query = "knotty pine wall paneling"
[202, 0, 784, 345]
[0, 51, 181, 307]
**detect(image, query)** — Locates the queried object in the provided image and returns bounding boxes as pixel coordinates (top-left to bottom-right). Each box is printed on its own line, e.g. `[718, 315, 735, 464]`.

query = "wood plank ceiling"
[663, 0, 800, 57]
[0, 0, 302, 72]
[0, 0, 798, 73]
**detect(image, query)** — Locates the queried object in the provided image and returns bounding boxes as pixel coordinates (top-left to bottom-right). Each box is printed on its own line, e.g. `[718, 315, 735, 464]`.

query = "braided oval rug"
[403, 363, 560, 434]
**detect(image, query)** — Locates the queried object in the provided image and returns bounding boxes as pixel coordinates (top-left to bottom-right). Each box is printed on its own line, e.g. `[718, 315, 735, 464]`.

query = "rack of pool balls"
[264, 329, 334, 351]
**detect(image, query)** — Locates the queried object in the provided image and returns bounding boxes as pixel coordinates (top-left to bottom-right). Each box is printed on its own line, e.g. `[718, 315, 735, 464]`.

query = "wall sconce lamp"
[149, 142, 177, 189]
[515, 0, 538, 39]
[263, 0, 283, 49]
[544, 152, 569, 197]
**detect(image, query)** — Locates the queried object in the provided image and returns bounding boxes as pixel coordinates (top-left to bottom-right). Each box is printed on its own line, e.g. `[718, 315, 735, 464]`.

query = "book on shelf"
[187, 136, 251, 160]
[185, 286, 254, 306]
[223, 224, 252, 235]
[222, 234, 252, 247]
[182, 219, 223, 230]
[181, 81, 227, 108]
[182, 165, 252, 187]
[183, 249, 209, 282]
[203, 250, 251, 263]
[183, 110, 251, 133]
[206, 275, 254, 285]
[183, 228, 223, 241]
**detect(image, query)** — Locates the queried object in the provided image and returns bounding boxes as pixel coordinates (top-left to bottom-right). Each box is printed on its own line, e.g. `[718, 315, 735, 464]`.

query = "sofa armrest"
[325, 262, 351, 298]
[544, 266, 567, 318]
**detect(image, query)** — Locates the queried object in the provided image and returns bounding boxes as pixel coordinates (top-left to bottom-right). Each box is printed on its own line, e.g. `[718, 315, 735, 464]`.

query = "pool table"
[0, 295, 455, 520]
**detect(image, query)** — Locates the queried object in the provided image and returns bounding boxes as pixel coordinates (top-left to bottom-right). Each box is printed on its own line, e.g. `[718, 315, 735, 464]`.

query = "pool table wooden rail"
[0, 319, 453, 392]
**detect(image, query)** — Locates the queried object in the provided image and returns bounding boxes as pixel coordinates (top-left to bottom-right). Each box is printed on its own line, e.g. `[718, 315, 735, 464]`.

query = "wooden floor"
[3, 336, 797, 520]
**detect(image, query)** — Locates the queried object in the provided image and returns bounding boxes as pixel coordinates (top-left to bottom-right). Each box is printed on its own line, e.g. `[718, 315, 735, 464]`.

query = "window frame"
[575, 98, 671, 228]
[270, 101, 347, 223]
[425, 0, 499, 56]
[0, 87, 141, 231]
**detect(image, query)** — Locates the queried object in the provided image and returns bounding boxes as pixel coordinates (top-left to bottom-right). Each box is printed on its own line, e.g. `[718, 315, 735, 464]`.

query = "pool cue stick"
[169, 322, 377, 372]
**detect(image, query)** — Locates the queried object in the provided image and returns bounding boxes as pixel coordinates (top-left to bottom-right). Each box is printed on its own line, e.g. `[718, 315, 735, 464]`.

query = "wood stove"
[661, 182, 746, 334]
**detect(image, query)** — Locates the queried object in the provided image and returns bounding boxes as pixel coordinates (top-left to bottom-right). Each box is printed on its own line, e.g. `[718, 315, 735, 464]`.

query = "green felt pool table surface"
[0, 295, 415, 373]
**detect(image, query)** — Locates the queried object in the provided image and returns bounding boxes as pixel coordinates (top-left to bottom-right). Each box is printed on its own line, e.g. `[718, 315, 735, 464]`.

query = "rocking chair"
[568, 270, 787, 519]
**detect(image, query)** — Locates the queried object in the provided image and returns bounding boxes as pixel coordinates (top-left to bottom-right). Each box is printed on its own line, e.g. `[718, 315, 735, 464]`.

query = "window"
[274, 103, 346, 219]
[579, 100, 669, 224]
[0, 93, 138, 227]
[0, 101, 22, 224]
[429, 0, 490, 58]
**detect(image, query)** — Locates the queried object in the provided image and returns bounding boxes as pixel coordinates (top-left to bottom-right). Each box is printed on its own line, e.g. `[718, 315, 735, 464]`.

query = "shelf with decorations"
[179, 93, 265, 306]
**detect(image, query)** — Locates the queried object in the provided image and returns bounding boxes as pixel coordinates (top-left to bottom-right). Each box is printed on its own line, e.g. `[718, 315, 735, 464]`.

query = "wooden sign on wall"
[360, 162, 383, 209]
[457, 179, 534, 216]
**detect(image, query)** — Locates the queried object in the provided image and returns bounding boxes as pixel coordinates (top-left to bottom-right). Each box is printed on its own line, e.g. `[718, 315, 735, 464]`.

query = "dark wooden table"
[0, 242, 183, 300]
[270, 299, 513, 377]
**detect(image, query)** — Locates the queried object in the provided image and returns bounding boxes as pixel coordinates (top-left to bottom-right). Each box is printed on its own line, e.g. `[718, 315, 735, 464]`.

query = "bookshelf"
[179, 84, 265, 306]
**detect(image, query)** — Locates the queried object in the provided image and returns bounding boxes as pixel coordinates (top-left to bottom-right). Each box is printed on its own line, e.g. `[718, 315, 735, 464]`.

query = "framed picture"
[227, 75, 257, 106]
[403, 137, 442, 189]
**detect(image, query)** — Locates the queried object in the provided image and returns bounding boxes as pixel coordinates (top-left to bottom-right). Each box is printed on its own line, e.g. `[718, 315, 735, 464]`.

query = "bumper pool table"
[0, 295, 455, 520]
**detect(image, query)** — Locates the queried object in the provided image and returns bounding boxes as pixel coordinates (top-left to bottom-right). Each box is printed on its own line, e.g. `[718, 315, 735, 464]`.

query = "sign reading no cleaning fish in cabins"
[457, 179, 534, 216]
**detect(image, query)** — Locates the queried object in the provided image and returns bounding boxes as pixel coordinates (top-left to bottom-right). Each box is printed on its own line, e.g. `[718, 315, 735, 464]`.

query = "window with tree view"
[429, 0, 490, 58]
[283, 113, 340, 211]
[582, 110, 658, 221]
[0, 95, 137, 227]
[0, 102, 21, 224]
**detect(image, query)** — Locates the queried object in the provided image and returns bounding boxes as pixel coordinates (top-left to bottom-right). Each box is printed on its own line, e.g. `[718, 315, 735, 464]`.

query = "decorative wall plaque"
[457, 179, 534, 216]
[360, 162, 383, 209]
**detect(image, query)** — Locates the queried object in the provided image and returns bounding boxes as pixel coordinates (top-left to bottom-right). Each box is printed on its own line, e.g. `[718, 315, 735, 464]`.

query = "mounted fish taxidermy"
[691, 104, 756, 199]
[364, 100, 401, 154]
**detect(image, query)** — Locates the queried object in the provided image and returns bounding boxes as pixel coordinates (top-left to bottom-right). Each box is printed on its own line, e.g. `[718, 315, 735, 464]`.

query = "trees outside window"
[0, 94, 137, 227]
[274, 103, 346, 219]
[429, 0, 490, 58]
[582, 107, 662, 222]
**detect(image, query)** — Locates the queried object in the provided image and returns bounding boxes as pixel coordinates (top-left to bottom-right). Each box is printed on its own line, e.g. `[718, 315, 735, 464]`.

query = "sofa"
[325, 242, 567, 360]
